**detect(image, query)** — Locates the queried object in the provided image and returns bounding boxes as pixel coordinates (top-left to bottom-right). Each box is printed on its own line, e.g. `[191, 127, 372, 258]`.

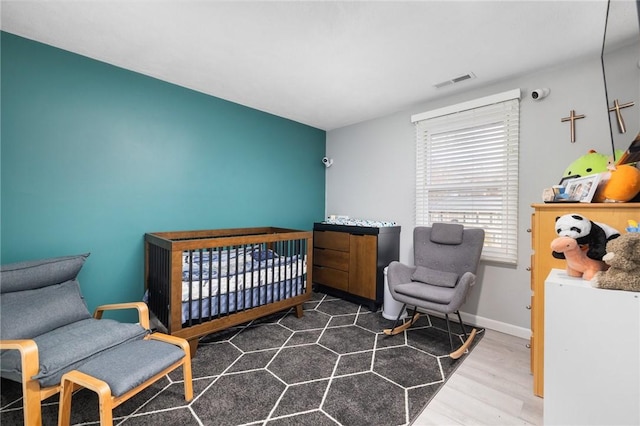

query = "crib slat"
[217, 246, 222, 319]
[205, 248, 212, 322]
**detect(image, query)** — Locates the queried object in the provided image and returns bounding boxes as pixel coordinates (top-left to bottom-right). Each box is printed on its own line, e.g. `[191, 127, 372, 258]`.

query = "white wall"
[325, 54, 614, 338]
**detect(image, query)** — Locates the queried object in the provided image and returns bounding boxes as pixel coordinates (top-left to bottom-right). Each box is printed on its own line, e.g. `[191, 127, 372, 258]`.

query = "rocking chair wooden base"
[383, 313, 420, 336]
[449, 328, 477, 359]
[383, 307, 477, 360]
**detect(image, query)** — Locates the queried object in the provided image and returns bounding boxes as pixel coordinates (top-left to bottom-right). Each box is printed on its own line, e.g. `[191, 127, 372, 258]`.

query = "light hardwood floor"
[413, 329, 543, 425]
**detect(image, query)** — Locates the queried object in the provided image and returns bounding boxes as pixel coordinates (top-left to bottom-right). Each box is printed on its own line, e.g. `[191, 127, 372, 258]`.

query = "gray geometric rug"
[0, 292, 483, 426]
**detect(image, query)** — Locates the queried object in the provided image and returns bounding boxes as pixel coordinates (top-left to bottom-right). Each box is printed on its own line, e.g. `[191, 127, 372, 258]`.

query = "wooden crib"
[144, 227, 312, 354]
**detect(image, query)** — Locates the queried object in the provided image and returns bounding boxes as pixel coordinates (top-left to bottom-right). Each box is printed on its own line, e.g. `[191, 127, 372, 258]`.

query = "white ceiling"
[1, 1, 633, 131]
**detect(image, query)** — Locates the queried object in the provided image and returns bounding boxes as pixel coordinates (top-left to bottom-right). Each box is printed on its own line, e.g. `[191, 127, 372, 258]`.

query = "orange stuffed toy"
[593, 164, 640, 203]
[550, 236, 608, 280]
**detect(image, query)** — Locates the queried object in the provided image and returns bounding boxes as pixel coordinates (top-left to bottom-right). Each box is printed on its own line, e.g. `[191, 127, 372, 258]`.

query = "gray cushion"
[411, 266, 458, 288]
[76, 339, 185, 397]
[430, 223, 464, 245]
[395, 282, 455, 304]
[414, 227, 484, 278]
[0, 253, 89, 293]
[0, 318, 148, 387]
[0, 279, 92, 340]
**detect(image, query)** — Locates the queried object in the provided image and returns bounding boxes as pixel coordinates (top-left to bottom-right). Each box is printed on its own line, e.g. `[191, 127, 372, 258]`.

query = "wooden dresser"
[312, 223, 400, 310]
[529, 203, 640, 397]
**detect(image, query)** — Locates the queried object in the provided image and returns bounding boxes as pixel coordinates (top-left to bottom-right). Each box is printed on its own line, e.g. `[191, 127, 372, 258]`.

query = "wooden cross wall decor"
[561, 110, 585, 143]
[608, 99, 635, 133]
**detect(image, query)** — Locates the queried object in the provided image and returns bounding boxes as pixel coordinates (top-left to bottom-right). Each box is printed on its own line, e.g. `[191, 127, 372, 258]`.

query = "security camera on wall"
[531, 88, 550, 100]
[322, 156, 333, 168]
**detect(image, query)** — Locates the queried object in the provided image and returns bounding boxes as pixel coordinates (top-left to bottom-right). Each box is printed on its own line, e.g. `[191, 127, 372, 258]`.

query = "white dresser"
[544, 269, 640, 425]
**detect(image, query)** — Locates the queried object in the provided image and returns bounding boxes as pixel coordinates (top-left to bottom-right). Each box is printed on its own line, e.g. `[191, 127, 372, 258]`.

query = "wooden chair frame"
[58, 333, 193, 426]
[0, 302, 191, 426]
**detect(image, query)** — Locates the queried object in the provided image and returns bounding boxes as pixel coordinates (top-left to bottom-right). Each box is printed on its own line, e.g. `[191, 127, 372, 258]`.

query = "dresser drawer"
[313, 266, 349, 291]
[314, 248, 349, 271]
[314, 230, 349, 252]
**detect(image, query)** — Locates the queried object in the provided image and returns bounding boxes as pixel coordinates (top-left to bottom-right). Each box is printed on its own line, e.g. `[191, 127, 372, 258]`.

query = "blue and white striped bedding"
[179, 245, 306, 323]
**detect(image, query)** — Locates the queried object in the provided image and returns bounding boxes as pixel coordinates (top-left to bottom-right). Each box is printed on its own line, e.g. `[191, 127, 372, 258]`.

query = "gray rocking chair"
[384, 223, 484, 359]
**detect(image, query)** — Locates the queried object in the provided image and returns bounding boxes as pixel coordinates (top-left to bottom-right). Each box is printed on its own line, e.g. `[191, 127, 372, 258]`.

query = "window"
[412, 89, 520, 264]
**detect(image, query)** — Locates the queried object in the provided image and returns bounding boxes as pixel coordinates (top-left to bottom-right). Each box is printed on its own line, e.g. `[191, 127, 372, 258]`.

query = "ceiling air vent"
[434, 72, 476, 89]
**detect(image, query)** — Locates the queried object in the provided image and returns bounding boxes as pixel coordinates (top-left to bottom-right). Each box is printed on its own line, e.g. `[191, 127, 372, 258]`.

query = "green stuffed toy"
[562, 149, 623, 178]
[562, 149, 640, 202]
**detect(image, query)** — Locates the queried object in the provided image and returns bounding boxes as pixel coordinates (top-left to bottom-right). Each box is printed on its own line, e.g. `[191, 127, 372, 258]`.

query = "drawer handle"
[526, 305, 531, 310]
[526, 343, 531, 348]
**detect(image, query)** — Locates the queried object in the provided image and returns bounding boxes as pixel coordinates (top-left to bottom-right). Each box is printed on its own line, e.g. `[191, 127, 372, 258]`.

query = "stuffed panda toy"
[552, 214, 620, 261]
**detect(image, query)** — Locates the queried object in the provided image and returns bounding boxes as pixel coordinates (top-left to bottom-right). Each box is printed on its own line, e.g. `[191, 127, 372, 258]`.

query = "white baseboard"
[412, 308, 531, 340]
[458, 311, 531, 340]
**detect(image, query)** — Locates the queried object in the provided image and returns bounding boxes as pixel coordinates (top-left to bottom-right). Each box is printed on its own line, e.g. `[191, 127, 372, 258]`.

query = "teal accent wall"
[1, 32, 326, 314]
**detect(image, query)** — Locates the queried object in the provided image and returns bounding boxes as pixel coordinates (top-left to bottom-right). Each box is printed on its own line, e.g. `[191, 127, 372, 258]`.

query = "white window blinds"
[413, 90, 520, 264]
